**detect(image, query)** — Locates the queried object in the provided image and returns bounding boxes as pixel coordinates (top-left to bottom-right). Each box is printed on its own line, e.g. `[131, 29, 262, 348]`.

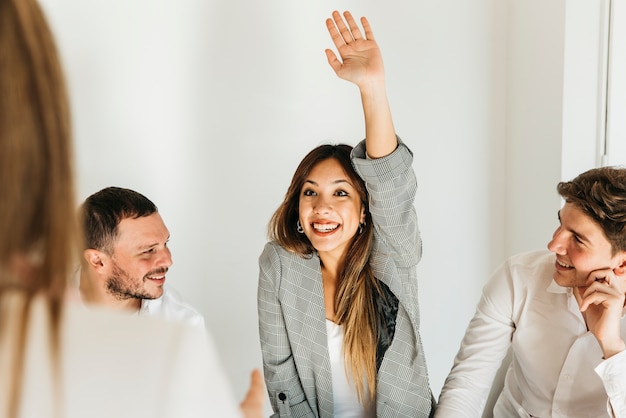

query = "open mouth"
[312, 222, 339, 233]
[145, 269, 167, 282]
[555, 258, 573, 269]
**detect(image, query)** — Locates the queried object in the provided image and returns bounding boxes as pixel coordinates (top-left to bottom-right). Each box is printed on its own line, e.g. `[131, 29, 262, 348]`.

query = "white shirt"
[2, 294, 242, 418]
[436, 250, 626, 418]
[326, 320, 375, 418]
[140, 286, 206, 332]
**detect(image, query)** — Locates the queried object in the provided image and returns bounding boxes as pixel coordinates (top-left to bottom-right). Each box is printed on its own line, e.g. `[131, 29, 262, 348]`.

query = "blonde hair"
[0, 0, 77, 415]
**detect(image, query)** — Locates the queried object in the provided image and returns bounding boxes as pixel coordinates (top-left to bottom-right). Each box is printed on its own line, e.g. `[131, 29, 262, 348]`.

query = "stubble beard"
[106, 262, 161, 301]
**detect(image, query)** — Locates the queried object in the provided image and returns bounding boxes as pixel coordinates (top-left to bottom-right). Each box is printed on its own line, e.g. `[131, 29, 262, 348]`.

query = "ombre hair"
[0, 0, 77, 415]
[268, 144, 384, 405]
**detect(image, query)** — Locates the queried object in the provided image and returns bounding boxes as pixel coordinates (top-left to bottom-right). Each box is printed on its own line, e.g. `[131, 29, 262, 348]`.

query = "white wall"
[562, 0, 608, 180]
[37, 0, 562, 412]
[606, 0, 626, 165]
[504, 0, 566, 258]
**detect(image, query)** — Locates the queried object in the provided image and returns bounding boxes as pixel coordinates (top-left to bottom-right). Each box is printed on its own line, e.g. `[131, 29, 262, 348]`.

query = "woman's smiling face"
[298, 158, 364, 261]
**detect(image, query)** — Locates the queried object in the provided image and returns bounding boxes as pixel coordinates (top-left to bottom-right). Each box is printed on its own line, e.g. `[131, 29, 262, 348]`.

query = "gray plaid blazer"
[258, 139, 434, 417]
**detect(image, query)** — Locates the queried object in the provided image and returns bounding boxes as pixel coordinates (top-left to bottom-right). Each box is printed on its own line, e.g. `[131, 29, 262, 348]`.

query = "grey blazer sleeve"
[353, 138, 434, 416]
[258, 242, 316, 418]
[351, 137, 422, 269]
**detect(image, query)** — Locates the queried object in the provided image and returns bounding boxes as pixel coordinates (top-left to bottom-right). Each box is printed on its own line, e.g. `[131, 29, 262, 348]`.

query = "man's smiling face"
[547, 202, 620, 287]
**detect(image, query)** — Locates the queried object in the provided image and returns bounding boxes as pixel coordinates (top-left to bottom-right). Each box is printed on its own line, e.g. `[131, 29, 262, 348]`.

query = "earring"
[358, 221, 366, 235]
[297, 220, 304, 234]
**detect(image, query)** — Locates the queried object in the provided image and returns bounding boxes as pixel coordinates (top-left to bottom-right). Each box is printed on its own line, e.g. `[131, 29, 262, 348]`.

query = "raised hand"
[324, 10, 396, 159]
[325, 10, 385, 89]
[575, 268, 626, 358]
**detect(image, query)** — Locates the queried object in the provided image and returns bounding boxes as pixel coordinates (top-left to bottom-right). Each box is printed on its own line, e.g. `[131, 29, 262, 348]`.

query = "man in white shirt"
[79, 186, 205, 330]
[436, 167, 626, 418]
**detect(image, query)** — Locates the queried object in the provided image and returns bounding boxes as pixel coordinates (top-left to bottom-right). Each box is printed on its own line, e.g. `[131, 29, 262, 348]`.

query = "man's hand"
[575, 268, 626, 359]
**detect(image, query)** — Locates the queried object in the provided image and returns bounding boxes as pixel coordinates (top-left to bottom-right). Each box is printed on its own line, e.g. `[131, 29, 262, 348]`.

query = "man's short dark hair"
[80, 186, 158, 253]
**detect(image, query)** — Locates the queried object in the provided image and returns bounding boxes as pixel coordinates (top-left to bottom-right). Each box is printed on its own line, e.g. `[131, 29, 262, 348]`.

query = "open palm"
[325, 11, 385, 87]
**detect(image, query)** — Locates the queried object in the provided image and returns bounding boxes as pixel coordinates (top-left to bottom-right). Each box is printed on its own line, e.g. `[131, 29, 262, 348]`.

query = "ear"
[83, 249, 106, 271]
[360, 206, 366, 224]
[613, 251, 626, 276]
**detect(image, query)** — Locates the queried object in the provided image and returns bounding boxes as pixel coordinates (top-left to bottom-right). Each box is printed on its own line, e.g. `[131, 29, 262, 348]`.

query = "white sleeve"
[595, 349, 626, 418]
[434, 260, 516, 417]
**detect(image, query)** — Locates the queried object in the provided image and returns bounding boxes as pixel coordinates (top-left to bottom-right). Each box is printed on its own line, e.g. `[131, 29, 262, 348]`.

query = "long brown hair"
[0, 0, 77, 415]
[268, 144, 383, 405]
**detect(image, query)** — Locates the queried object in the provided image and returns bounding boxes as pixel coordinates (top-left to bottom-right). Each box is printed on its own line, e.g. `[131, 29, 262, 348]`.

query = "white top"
[436, 249, 626, 418]
[1, 294, 242, 418]
[140, 286, 206, 331]
[326, 320, 375, 418]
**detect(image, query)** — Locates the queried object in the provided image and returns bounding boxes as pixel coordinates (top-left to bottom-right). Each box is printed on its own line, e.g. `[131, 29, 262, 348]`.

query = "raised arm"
[325, 10, 396, 158]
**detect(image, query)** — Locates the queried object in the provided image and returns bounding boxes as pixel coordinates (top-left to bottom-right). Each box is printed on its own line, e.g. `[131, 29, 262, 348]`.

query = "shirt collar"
[547, 278, 626, 318]
[140, 293, 163, 315]
[546, 278, 570, 294]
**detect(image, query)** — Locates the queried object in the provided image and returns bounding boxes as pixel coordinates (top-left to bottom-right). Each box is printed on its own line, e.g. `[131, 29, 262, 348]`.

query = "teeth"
[313, 223, 339, 232]
[556, 259, 573, 268]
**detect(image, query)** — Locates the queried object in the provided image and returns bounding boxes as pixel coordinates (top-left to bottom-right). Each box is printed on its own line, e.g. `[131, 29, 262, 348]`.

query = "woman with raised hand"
[258, 10, 435, 418]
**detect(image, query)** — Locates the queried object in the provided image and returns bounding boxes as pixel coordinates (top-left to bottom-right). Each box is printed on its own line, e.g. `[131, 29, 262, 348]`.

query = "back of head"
[0, 0, 76, 415]
[0, 0, 75, 293]
[557, 166, 626, 253]
[80, 187, 158, 254]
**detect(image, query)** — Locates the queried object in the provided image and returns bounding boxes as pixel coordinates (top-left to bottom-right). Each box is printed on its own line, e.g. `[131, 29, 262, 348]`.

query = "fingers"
[584, 268, 613, 287]
[326, 10, 368, 47]
[579, 276, 624, 312]
[331, 10, 357, 44]
[579, 288, 612, 312]
[360, 16, 375, 41]
[342, 11, 364, 41]
[324, 48, 341, 74]
[326, 16, 344, 50]
[582, 267, 626, 295]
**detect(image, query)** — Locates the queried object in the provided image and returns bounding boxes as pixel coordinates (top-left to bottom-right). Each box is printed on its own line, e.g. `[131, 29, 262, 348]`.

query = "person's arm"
[328, 11, 419, 266]
[577, 269, 626, 417]
[325, 10, 396, 159]
[435, 260, 516, 417]
[257, 243, 315, 418]
[352, 140, 421, 268]
[595, 350, 626, 418]
[575, 268, 626, 359]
